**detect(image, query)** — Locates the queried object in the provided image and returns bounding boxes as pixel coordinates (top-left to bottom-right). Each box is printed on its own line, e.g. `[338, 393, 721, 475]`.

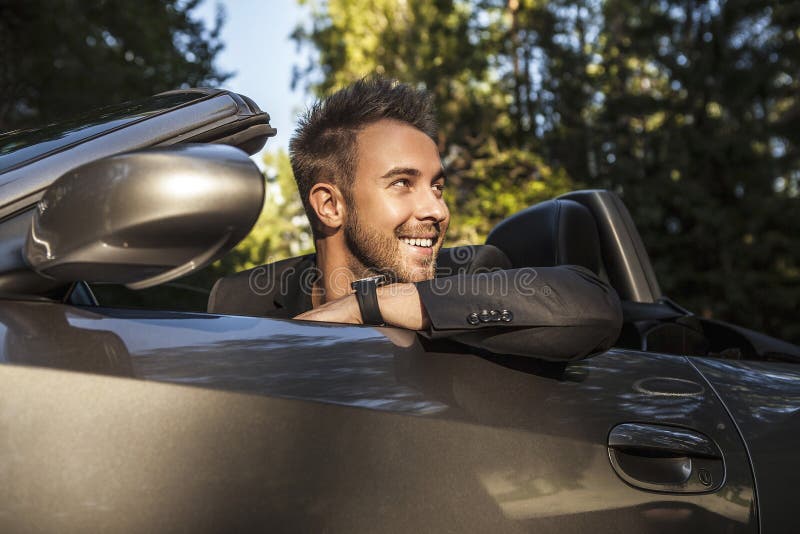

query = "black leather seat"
[435, 244, 511, 276]
[485, 198, 603, 275]
[485, 195, 715, 355]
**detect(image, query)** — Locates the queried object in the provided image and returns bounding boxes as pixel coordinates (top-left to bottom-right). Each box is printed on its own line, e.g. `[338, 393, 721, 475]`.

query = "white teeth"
[401, 238, 433, 247]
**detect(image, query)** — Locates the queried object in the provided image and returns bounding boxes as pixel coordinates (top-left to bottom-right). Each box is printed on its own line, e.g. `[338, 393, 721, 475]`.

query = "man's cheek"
[439, 218, 450, 243]
[380, 199, 408, 221]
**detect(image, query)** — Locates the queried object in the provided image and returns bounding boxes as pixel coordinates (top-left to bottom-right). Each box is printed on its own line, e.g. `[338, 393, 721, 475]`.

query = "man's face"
[343, 119, 449, 283]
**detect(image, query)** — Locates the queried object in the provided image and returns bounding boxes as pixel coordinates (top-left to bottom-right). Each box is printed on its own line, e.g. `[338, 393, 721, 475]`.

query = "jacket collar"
[271, 254, 318, 316]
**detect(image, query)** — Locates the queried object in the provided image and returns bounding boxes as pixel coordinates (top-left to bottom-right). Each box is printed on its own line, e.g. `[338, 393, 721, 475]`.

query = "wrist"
[348, 294, 364, 325]
[351, 276, 386, 326]
[376, 283, 429, 330]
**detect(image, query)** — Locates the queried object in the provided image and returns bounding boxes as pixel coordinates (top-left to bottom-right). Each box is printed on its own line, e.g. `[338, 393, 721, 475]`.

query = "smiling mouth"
[400, 237, 434, 248]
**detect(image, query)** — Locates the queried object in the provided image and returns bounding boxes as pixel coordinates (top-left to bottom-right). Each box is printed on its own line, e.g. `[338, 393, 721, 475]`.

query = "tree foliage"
[0, 0, 229, 130]
[293, 0, 800, 343]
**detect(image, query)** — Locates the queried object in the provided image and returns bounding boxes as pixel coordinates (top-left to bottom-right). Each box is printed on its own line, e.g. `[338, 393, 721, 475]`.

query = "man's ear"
[308, 182, 347, 231]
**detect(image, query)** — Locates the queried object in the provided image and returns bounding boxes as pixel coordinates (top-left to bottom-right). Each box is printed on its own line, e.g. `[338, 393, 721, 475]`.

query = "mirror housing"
[24, 144, 264, 289]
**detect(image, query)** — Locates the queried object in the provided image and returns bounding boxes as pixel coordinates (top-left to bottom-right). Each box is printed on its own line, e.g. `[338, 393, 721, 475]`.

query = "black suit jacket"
[208, 245, 622, 361]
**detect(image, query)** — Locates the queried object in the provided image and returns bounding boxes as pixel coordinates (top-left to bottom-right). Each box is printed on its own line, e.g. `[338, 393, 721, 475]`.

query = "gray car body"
[0, 89, 796, 533]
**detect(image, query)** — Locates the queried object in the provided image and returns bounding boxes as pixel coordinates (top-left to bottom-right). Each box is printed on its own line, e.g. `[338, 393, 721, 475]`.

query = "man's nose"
[414, 188, 448, 222]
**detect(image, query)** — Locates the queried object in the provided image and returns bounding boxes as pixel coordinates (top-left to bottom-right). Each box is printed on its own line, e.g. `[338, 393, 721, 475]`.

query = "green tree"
[0, 0, 229, 130]
[578, 0, 800, 342]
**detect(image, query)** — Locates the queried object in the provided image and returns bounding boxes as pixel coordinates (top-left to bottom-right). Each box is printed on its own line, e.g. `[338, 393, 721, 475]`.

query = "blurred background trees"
[0, 0, 229, 130]
[1, 0, 797, 342]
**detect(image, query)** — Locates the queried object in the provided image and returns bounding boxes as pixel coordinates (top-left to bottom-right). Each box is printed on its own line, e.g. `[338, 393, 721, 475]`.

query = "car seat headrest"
[485, 198, 602, 274]
[436, 244, 512, 276]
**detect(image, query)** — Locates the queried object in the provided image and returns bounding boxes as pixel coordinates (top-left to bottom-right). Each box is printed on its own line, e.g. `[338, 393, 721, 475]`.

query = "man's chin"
[399, 264, 436, 283]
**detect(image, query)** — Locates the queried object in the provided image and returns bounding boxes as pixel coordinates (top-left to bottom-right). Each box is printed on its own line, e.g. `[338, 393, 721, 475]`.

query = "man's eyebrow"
[377, 167, 447, 181]
[378, 167, 422, 180]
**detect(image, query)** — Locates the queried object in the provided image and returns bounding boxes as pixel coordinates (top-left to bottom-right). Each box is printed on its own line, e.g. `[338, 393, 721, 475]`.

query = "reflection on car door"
[0, 301, 757, 533]
[690, 357, 800, 533]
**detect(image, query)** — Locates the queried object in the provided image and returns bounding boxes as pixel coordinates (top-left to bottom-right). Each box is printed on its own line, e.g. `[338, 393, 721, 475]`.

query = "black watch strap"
[351, 276, 386, 326]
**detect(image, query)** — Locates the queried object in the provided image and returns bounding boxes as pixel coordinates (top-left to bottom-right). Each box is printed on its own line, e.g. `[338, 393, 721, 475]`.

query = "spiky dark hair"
[289, 77, 437, 233]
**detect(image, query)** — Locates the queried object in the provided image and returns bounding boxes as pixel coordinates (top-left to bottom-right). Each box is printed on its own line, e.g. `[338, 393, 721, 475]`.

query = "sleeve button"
[500, 310, 513, 322]
[467, 312, 480, 325]
[478, 309, 491, 323]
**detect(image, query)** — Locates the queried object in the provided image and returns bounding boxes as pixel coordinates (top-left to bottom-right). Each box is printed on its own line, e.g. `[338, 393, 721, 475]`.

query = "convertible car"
[0, 89, 798, 533]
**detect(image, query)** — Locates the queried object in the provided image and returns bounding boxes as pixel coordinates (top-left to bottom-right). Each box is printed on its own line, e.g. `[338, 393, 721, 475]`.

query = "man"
[211, 77, 622, 360]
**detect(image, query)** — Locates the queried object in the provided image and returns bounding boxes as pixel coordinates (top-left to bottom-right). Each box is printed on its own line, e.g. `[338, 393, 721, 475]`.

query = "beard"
[343, 209, 444, 283]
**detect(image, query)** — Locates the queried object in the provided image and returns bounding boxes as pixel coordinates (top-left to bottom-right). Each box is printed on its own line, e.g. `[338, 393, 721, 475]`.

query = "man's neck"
[313, 237, 366, 306]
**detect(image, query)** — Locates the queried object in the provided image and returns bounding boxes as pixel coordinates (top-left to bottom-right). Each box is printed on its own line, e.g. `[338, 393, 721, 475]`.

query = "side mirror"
[24, 144, 264, 289]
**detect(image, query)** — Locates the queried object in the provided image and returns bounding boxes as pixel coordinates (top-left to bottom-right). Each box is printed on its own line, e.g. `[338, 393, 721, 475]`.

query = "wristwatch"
[351, 275, 388, 326]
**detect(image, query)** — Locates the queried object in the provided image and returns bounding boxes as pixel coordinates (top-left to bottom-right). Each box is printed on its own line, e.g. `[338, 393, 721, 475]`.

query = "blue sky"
[195, 0, 314, 155]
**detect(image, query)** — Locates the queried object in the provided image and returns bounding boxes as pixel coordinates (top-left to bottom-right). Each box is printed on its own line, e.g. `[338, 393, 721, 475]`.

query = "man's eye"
[433, 183, 446, 193]
[391, 179, 411, 188]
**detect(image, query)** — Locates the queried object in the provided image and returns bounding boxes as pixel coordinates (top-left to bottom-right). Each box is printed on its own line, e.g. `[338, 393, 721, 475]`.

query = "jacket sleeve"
[414, 265, 623, 361]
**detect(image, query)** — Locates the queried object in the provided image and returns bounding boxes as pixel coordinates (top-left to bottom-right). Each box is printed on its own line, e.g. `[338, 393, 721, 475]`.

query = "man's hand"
[294, 282, 430, 330]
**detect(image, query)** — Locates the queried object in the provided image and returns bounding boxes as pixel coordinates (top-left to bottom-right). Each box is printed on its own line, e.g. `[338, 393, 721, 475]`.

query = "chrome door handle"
[607, 423, 725, 493]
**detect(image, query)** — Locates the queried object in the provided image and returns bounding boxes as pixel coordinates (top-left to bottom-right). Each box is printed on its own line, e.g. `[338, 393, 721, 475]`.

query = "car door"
[689, 357, 800, 533]
[0, 299, 757, 533]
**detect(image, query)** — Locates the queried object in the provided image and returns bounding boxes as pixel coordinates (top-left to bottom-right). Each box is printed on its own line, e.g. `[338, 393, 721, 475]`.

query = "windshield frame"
[0, 90, 220, 176]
